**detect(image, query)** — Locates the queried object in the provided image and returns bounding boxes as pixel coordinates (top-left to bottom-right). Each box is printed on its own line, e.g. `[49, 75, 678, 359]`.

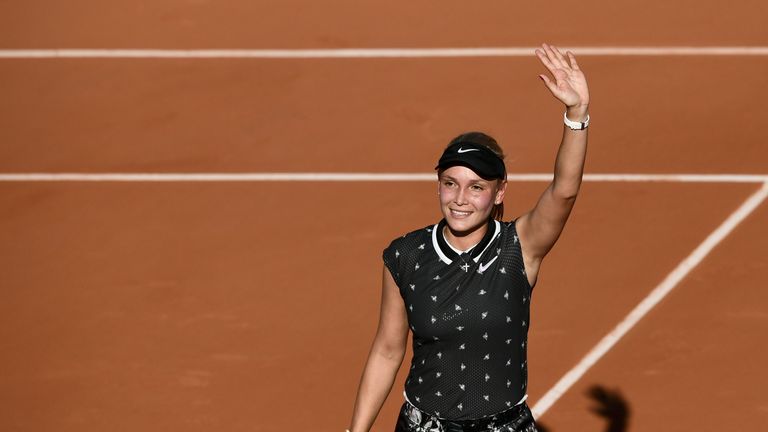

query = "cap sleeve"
[382, 239, 403, 289]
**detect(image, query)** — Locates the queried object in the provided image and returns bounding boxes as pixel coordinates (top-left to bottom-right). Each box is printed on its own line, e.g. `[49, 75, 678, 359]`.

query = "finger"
[543, 43, 567, 69]
[550, 45, 570, 69]
[535, 48, 558, 74]
[541, 43, 560, 67]
[566, 51, 580, 70]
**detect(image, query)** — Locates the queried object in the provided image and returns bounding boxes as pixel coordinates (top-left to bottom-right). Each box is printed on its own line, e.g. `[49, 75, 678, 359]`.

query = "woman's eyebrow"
[439, 175, 487, 184]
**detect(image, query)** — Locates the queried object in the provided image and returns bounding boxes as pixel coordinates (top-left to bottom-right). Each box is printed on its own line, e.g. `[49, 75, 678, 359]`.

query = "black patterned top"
[383, 218, 533, 420]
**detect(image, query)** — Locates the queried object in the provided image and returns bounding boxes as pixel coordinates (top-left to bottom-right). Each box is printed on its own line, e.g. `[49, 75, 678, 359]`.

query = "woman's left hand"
[535, 43, 590, 111]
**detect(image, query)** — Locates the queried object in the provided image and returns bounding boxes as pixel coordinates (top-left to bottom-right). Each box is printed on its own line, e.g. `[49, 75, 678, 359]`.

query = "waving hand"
[535, 43, 589, 109]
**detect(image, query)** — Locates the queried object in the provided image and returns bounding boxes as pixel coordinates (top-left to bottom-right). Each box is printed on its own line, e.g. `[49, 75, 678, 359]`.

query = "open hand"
[535, 43, 590, 110]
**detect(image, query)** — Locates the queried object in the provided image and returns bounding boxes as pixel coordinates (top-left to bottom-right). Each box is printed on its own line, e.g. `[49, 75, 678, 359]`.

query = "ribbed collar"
[432, 218, 499, 265]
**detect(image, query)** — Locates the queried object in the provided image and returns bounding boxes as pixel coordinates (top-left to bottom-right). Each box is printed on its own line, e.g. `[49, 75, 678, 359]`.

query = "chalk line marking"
[531, 181, 768, 418]
[0, 173, 766, 183]
[1, 47, 768, 59]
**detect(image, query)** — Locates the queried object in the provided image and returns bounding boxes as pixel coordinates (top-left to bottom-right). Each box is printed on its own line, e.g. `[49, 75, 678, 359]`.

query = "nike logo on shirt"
[478, 255, 499, 273]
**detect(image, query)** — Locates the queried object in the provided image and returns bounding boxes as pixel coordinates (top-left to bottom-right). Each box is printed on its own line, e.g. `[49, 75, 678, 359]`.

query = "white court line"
[0, 172, 767, 183]
[1, 47, 768, 59]
[531, 181, 768, 418]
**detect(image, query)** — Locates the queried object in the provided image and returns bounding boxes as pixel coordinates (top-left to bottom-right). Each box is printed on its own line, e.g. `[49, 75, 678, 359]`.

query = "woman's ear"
[495, 180, 508, 204]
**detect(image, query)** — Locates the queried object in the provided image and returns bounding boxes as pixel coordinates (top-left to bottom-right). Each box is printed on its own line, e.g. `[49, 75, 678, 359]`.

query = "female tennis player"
[346, 43, 590, 432]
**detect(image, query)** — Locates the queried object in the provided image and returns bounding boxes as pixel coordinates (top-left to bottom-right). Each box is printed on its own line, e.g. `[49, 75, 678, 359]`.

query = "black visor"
[434, 142, 506, 180]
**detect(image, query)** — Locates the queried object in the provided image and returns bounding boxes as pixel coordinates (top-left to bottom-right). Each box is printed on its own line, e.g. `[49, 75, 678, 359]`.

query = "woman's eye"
[471, 185, 484, 191]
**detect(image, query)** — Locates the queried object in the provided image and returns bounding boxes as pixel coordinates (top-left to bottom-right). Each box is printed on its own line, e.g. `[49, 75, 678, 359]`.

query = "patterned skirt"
[394, 399, 538, 432]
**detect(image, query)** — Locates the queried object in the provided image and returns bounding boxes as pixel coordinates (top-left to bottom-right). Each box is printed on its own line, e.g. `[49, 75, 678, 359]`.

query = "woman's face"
[438, 165, 506, 235]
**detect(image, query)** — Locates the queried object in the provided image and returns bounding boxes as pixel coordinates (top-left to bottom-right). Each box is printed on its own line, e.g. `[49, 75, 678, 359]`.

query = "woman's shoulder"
[384, 223, 436, 251]
[382, 223, 436, 286]
[502, 217, 520, 231]
[496, 218, 522, 246]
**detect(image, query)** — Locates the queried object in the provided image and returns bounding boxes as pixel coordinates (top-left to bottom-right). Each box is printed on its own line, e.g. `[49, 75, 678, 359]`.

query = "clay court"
[1, 2, 767, 431]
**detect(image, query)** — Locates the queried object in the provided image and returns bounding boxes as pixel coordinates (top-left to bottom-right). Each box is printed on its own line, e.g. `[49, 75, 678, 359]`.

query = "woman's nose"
[454, 189, 468, 205]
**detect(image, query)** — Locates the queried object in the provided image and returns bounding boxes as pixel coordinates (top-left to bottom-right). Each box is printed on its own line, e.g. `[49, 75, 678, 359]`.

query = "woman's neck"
[442, 222, 488, 252]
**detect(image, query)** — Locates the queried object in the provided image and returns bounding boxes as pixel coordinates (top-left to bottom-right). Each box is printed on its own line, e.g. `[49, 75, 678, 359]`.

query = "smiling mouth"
[450, 209, 473, 218]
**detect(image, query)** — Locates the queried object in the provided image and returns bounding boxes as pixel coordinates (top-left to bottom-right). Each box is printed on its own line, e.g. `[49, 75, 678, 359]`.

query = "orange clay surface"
[1, 2, 768, 432]
[1, 0, 768, 48]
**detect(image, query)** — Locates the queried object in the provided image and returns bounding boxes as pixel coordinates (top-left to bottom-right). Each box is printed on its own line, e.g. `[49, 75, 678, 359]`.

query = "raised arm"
[516, 43, 590, 283]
